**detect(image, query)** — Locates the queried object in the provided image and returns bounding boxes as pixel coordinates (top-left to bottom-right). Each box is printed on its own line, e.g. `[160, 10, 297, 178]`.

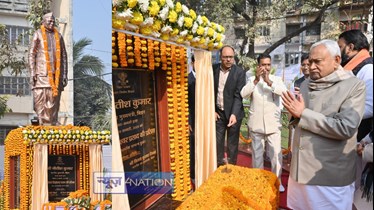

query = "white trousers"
[250, 131, 282, 178]
[288, 177, 355, 210]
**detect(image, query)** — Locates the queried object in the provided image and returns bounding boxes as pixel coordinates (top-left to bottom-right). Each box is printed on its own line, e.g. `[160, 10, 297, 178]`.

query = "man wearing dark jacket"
[213, 45, 246, 166]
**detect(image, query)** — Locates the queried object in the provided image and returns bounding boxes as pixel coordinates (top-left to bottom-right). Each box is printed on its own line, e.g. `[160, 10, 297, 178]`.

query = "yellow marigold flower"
[149, 1, 160, 16]
[215, 33, 222, 42]
[112, 19, 126, 29]
[184, 17, 193, 28]
[158, 0, 166, 6]
[131, 12, 144, 25]
[112, 55, 118, 61]
[189, 9, 197, 20]
[168, 10, 178, 23]
[175, 2, 182, 13]
[171, 28, 179, 36]
[176, 37, 184, 43]
[202, 16, 209, 25]
[152, 19, 162, 31]
[217, 42, 223, 49]
[199, 37, 206, 44]
[140, 26, 153, 35]
[196, 26, 205, 36]
[186, 34, 193, 40]
[128, 58, 135, 64]
[127, 0, 138, 8]
[207, 27, 215, 37]
[211, 22, 217, 30]
[219, 25, 225, 33]
[161, 33, 170, 41]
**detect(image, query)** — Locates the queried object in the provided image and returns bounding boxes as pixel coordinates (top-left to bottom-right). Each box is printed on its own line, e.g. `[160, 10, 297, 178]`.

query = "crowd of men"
[190, 29, 373, 209]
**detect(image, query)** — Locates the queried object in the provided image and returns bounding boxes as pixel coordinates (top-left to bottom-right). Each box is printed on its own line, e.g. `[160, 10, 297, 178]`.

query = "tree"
[191, 0, 372, 60]
[73, 38, 111, 130]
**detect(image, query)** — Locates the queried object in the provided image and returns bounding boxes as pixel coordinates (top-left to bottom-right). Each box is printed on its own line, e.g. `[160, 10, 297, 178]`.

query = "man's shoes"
[279, 184, 285, 193]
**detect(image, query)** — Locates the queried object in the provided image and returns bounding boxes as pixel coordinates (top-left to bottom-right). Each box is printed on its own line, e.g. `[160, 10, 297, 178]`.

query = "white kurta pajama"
[241, 75, 287, 179]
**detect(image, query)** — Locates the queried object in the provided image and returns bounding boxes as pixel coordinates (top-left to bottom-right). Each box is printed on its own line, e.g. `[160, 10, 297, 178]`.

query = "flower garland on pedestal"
[3, 125, 111, 210]
[41, 25, 61, 97]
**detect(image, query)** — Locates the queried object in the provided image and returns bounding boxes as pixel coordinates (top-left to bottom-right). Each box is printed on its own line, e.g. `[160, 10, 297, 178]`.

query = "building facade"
[226, 0, 373, 73]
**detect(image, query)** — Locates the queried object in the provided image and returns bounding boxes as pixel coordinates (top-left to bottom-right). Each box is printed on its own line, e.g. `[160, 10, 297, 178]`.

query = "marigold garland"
[117, 32, 127, 68]
[3, 125, 110, 210]
[41, 25, 61, 97]
[134, 35, 142, 67]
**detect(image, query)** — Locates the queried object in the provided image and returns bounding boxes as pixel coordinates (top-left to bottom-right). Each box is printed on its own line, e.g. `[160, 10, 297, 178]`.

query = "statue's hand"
[62, 78, 68, 87]
[31, 75, 37, 86]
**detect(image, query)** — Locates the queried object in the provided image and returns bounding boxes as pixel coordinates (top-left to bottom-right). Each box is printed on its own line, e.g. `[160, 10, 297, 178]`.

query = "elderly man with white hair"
[281, 40, 366, 209]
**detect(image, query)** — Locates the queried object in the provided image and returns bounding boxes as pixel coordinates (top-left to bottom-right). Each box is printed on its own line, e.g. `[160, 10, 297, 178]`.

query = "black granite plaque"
[113, 69, 160, 207]
[48, 155, 77, 202]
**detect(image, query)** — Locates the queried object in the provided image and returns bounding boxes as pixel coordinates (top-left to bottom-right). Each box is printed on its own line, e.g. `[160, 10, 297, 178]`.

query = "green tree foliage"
[188, 0, 372, 60]
[26, 0, 53, 30]
[73, 38, 111, 130]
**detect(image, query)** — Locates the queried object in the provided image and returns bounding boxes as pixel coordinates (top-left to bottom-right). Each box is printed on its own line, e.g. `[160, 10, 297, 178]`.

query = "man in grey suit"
[282, 40, 366, 209]
[213, 45, 246, 166]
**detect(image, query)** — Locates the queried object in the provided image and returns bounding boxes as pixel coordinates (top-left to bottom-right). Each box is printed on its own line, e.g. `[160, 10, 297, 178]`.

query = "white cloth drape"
[89, 144, 103, 201]
[111, 90, 131, 209]
[194, 50, 217, 188]
[31, 144, 48, 210]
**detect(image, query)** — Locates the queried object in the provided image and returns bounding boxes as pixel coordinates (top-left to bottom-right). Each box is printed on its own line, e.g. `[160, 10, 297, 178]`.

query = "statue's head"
[42, 12, 55, 31]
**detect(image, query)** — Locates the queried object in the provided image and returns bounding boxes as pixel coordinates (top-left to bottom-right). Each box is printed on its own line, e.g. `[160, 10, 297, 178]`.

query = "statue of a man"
[28, 12, 68, 125]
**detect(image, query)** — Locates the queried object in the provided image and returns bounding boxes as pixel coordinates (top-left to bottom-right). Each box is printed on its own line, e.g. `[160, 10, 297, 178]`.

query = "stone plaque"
[113, 69, 160, 207]
[48, 155, 77, 202]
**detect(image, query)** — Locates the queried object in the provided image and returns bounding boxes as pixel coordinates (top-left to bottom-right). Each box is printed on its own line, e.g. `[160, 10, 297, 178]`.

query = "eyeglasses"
[222, 56, 234, 60]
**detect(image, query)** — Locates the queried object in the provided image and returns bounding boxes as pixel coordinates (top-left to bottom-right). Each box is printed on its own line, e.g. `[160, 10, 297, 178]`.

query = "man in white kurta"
[241, 54, 287, 192]
[282, 40, 366, 210]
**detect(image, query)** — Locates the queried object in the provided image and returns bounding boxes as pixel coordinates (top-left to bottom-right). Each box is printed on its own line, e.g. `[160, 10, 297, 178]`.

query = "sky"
[73, 0, 112, 84]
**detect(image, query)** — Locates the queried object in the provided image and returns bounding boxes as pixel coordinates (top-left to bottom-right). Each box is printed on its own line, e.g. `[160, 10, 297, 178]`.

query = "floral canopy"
[112, 0, 226, 50]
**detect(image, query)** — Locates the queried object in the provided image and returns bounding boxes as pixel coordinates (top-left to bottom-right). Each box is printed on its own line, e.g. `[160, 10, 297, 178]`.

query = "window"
[0, 126, 17, 145]
[306, 24, 321, 36]
[285, 52, 300, 67]
[0, 76, 31, 96]
[286, 24, 301, 35]
[257, 26, 270, 36]
[5, 25, 31, 45]
[340, 21, 368, 32]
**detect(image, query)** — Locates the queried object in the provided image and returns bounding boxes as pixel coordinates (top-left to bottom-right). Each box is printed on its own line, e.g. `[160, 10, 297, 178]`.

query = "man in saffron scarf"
[28, 12, 68, 125]
[338, 30, 373, 143]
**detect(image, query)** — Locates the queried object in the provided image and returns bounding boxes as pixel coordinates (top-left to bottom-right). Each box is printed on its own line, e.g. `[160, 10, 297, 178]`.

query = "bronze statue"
[28, 12, 68, 125]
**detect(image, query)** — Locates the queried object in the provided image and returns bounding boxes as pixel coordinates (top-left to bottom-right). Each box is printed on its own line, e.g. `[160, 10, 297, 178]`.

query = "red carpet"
[236, 150, 291, 209]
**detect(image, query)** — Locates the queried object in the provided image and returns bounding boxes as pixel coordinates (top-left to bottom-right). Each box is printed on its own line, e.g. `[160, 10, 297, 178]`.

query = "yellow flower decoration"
[207, 27, 215, 37]
[152, 19, 162, 31]
[161, 33, 170, 41]
[149, 1, 160, 16]
[196, 26, 205, 36]
[215, 33, 222, 42]
[140, 26, 153, 35]
[168, 10, 178, 23]
[158, 0, 166, 6]
[131, 11, 144, 25]
[189, 9, 197, 20]
[202, 16, 209, 25]
[175, 2, 182, 13]
[128, 0, 138, 8]
[171, 28, 179, 36]
[183, 17, 193, 28]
